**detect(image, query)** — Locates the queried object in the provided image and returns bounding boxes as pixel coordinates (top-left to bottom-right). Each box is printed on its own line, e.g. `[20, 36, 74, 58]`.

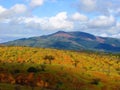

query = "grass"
[0, 46, 120, 90]
[0, 83, 44, 90]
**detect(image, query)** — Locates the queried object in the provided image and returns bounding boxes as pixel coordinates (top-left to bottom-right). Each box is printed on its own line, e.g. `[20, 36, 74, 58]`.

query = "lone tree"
[72, 60, 79, 67]
[40, 64, 46, 71]
[71, 55, 79, 67]
[43, 55, 55, 64]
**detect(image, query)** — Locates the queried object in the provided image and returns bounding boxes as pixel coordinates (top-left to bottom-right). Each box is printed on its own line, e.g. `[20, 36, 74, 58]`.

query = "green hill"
[2, 31, 120, 52]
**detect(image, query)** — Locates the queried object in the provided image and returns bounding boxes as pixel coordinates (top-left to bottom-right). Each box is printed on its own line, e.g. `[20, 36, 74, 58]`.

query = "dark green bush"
[14, 69, 20, 74]
[27, 67, 38, 73]
[91, 78, 100, 85]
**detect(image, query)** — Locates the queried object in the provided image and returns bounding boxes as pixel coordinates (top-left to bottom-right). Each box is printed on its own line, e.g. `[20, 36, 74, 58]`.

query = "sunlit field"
[0, 46, 120, 90]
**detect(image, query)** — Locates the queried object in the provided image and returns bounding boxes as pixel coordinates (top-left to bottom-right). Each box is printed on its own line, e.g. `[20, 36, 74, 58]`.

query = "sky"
[0, 0, 120, 43]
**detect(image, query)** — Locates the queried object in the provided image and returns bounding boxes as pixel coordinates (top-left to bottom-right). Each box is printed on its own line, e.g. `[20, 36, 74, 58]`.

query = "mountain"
[2, 31, 120, 52]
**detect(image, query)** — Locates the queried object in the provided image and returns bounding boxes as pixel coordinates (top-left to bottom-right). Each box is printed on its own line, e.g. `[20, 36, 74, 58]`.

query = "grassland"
[0, 46, 120, 90]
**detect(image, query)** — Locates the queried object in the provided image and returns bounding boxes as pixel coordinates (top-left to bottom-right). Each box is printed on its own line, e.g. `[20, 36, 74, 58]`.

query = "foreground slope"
[0, 46, 120, 90]
[2, 31, 120, 52]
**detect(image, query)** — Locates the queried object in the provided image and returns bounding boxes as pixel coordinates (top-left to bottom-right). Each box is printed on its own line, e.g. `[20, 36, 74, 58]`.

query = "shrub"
[40, 64, 46, 71]
[27, 67, 38, 73]
[14, 69, 20, 74]
[91, 78, 101, 85]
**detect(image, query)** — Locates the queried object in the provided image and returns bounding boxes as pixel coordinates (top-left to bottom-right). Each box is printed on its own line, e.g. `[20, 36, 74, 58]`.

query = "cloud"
[0, 0, 120, 40]
[0, 4, 27, 21]
[12, 12, 73, 31]
[90, 20, 120, 38]
[0, 6, 6, 13]
[6, 11, 120, 38]
[11, 4, 27, 14]
[48, 12, 73, 30]
[107, 22, 120, 36]
[77, 0, 120, 15]
[100, 33, 108, 37]
[79, 0, 96, 12]
[88, 15, 116, 29]
[71, 12, 88, 21]
[30, 0, 44, 8]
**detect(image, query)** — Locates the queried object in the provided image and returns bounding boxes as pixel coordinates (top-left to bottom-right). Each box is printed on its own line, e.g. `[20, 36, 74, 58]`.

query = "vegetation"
[3, 31, 120, 52]
[43, 55, 55, 64]
[0, 46, 120, 90]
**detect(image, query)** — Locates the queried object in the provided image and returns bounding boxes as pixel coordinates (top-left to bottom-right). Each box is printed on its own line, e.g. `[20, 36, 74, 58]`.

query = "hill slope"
[0, 46, 120, 90]
[2, 31, 120, 52]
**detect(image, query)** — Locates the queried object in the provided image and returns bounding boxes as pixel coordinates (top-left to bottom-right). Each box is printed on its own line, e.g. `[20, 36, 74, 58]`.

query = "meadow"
[0, 46, 120, 90]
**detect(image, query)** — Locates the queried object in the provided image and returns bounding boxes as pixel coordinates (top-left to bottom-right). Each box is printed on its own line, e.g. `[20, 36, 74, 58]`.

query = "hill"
[2, 31, 120, 52]
[0, 46, 120, 90]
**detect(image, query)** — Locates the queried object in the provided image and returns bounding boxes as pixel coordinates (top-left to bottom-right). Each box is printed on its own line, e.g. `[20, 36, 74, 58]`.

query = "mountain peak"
[2, 31, 120, 52]
[55, 31, 67, 34]
[52, 31, 74, 38]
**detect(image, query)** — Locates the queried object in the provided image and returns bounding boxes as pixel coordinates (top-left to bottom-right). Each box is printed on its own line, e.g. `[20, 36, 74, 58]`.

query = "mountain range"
[2, 31, 120, 52]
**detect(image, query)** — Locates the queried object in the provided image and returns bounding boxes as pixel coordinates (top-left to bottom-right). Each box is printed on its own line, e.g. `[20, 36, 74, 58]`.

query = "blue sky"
[0, 0, 120, 43]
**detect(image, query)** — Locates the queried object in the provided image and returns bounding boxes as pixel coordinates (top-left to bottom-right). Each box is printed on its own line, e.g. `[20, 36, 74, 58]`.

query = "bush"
[14, 69, 20, 74]
[91, 78, 100, 85]
[27, 67, 38, 73]
[40, 64, 46, 71]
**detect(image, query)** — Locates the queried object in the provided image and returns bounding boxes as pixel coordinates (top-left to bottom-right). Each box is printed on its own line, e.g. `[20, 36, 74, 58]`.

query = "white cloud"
[30, 0, 44, 7]
[88, 15, 116, 28]
[71, 12, 88, 21]
[0, 0, 120, 40]
[100, 33, 108, 37]
[106, 22, 120, 37]
[16, 12, 74, 31]
[48, 12, 73, 30]
[0, 4, 27, 21]
[10, 4, 27, 14]
[78, 0, 120, 15]
[111, 34, 120, 38]
[79, 0, 96, 12]
[0, 6, 6, 13]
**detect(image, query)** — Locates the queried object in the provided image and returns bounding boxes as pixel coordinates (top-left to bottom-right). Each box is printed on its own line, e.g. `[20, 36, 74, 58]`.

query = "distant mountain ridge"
[2, 31, 120, 52]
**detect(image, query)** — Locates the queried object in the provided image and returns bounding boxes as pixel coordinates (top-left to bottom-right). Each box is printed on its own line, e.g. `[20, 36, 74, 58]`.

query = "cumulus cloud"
[0, 6, 6, 13]
[0, 4, 27, 21]
[7, 11, 120, 38]
[107, 22, 120, 36]
[92, 21, 120, 38]
[100, 33, 109, 37]
[79, 0, 96, 12]
[13, 12, 74, 31]
[30, 0, 44, 8]
[78, 0, 120, 15]
[48, 12, 73, 30]
[11, 4, 27, 14]
[0, 0, 120, 40]
[88, 15, 116, 28]
[71, 12, 88, 21]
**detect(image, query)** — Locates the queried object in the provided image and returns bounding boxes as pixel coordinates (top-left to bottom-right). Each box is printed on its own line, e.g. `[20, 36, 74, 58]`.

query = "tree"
[40, 64, 46, 71]
[71, 55, 79, 67]
[73, 60, 79, 67]
[43, 55, 55, 64]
